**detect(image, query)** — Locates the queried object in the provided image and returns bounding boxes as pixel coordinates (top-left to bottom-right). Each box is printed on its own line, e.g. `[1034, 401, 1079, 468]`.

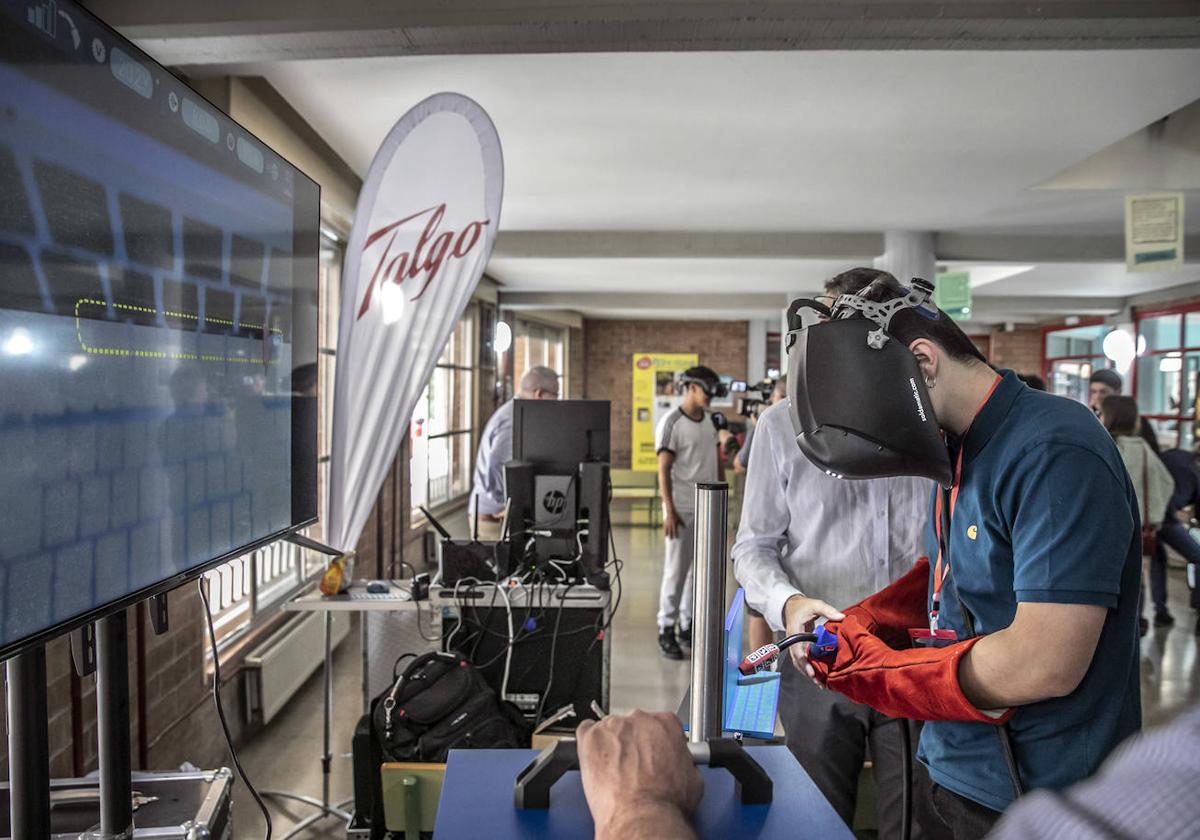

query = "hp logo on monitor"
[542, 490, 567, 515]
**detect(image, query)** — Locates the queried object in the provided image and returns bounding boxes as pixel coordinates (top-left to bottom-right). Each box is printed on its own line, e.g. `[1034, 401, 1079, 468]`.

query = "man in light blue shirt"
[469, 366, 559, 538]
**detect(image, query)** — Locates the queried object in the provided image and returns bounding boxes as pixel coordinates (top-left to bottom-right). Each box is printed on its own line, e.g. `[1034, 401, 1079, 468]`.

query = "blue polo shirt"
[917, 371, 1142, 812]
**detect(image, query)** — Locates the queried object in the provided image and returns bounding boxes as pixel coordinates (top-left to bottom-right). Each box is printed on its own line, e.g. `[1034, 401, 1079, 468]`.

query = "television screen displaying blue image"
[0, 0, 320, 657]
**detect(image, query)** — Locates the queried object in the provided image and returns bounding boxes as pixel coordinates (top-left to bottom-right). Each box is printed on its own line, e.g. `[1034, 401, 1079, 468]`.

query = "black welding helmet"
[678, 366, 728, 399]
[785, 277, 953, 487]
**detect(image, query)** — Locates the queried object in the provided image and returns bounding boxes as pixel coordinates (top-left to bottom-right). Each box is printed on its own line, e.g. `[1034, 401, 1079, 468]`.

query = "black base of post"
[97, 611, 134, 838]
[7, 645, 51, 839]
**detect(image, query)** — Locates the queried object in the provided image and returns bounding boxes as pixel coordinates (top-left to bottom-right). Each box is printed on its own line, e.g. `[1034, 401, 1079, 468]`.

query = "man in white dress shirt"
[731, 268, 937, 836]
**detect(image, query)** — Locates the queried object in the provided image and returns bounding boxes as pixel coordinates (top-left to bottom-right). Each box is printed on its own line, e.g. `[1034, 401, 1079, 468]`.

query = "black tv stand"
[6, 645, 50, 839]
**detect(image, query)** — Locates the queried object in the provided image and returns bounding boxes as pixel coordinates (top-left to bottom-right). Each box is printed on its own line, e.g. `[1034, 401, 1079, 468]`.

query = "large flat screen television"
[0, 0, 320, 658]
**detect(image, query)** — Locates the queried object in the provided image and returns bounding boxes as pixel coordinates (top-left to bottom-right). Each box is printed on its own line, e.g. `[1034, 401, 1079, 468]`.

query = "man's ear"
[908, 338, 939, 384]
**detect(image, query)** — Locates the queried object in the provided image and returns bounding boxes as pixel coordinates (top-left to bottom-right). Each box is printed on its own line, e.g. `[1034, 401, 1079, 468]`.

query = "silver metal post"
[322, 610, 333, 806]
[689, 482, 728, 743]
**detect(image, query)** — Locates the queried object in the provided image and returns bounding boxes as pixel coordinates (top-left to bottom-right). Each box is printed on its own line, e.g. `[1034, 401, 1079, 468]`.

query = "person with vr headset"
[655, 365, 728, 660]
[576, 271, 1142, 838]
[732, 269, 938, 838]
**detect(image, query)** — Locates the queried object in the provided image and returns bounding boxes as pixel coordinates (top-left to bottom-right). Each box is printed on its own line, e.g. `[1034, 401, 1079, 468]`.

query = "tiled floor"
[229, 524, 1200, 838]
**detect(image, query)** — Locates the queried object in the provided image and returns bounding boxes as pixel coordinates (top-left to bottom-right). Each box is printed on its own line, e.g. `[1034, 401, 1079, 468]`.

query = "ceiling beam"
[937, 232, 1200, 263]
[499, 291, 787, 311]
[83, 0, 1200, 64]
[970, 295, 1126, 318]
[497, 230, 1199, 264]
[1126, 279, 1200, 311]
[499, 289, 1129, 324]
[492, 231, 882, 261]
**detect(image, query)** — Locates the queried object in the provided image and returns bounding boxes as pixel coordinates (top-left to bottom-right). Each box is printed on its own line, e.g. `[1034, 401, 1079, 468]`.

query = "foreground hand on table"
[577, 711, 703, 840]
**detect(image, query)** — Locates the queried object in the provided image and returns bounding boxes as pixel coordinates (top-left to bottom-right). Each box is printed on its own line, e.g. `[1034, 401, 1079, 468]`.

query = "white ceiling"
[256, 49, 1200, 321]
[484, 257, 855, 294]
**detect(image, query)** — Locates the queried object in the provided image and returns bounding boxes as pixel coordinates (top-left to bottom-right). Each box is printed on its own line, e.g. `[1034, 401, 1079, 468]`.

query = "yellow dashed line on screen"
[74, 298, 282, 364]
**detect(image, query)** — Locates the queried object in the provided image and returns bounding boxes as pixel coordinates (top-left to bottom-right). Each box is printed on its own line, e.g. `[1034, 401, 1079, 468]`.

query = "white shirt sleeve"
[731, 410, 805, 631]
[655, 410, 676, 454]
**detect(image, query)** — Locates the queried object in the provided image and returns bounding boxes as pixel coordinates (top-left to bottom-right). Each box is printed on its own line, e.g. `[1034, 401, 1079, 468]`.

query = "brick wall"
[141, 584, 238, 770]
[568, 326, 586, 399]
[584, 319, 749, 468]
[988, 325, 1043, 375]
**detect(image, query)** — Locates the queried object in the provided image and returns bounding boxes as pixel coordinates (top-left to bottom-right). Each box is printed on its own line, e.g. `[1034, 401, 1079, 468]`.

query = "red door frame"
[1133, 302, 1200, 444]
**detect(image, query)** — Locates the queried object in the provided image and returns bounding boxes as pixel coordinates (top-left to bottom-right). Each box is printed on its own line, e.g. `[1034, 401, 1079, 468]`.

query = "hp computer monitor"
[512, 399, 611, 473]
[0, 0, 320, 658]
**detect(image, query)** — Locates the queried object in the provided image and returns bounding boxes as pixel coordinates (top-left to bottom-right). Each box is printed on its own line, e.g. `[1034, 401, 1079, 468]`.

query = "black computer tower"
[441, 587, 610, 722]
[577, 461, 610, 589]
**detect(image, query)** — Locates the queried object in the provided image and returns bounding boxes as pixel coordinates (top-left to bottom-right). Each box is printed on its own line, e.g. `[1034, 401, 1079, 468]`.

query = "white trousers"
[657, 509, 695, 631]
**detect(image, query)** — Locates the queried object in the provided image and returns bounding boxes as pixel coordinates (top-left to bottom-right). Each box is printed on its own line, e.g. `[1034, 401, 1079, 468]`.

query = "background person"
[1016, 373, 1045, 391]
[1100, 396, 1174, 637]
[655, 365, 725, 660]
[1150, 446, 1200, 635]
[732, 376, 786, 476]
[1088, 368, 1123, 415]
[732, 269, 936, 837]
[467, 365, 559, 540]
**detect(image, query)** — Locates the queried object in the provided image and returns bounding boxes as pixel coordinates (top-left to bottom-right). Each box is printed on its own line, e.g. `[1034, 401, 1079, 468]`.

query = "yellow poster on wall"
[631, 352, 699, 471]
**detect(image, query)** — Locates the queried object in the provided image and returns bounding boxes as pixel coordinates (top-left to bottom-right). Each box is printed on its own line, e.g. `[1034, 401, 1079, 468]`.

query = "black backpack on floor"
[371, 651, 529, 763]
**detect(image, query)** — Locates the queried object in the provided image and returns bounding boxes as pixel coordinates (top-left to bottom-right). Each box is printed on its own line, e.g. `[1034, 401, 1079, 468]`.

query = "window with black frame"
[513, 318, 567, 390]
[411, 307, 477, 514]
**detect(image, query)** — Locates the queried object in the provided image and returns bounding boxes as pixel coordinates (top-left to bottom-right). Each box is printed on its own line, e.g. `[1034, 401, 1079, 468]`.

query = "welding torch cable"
[736, 629, 843, 676]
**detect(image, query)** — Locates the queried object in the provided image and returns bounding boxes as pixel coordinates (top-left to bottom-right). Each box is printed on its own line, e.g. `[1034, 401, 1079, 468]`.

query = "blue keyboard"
[726, 673, 780, 739]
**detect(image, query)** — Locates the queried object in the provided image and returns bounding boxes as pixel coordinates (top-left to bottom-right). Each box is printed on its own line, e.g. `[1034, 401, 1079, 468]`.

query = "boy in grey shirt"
[655, 365, 725, 659]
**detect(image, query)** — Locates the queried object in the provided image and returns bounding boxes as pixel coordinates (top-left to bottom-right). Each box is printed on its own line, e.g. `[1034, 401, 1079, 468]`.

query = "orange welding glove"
[837, 557, 931, 650]
[811, 615, 1012, 725]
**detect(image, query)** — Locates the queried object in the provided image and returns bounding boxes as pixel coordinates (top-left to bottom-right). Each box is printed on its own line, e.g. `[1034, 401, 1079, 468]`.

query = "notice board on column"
[631, 353, 698, 471]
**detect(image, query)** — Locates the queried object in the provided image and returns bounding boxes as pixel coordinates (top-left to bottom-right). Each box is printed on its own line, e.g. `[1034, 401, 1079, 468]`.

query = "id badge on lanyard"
[912, 462, 965, 649]
[908, 377, 997, 649]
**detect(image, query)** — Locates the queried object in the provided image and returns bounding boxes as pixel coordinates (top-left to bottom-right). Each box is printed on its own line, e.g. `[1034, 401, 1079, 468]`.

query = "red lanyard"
[930, 375, 1001, 630]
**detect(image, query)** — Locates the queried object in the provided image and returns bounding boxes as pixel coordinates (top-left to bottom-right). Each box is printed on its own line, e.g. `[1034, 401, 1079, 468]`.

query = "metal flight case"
[0, 768, 233, 839]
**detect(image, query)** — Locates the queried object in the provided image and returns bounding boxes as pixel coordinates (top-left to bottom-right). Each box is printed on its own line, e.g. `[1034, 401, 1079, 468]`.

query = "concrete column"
[747, 318, 767, 383]
[873, 231, 937, 283]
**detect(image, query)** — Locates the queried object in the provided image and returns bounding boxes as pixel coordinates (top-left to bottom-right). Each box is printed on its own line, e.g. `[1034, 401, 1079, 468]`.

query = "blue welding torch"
[737, 625, 839, 676]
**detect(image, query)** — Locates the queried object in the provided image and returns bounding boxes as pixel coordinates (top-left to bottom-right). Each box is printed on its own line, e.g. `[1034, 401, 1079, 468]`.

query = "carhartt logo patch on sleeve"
[967, 525, 978, 540]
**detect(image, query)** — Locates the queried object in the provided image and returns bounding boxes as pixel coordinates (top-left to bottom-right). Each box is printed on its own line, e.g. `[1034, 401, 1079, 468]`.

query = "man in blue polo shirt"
[803, 273, 1142, 836]
[569, 272, 1141, 839]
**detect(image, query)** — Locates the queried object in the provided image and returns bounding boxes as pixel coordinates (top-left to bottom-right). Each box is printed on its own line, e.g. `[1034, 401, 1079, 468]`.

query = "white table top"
[283, 579, 613, 613]
[282, 580, 418, 612]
